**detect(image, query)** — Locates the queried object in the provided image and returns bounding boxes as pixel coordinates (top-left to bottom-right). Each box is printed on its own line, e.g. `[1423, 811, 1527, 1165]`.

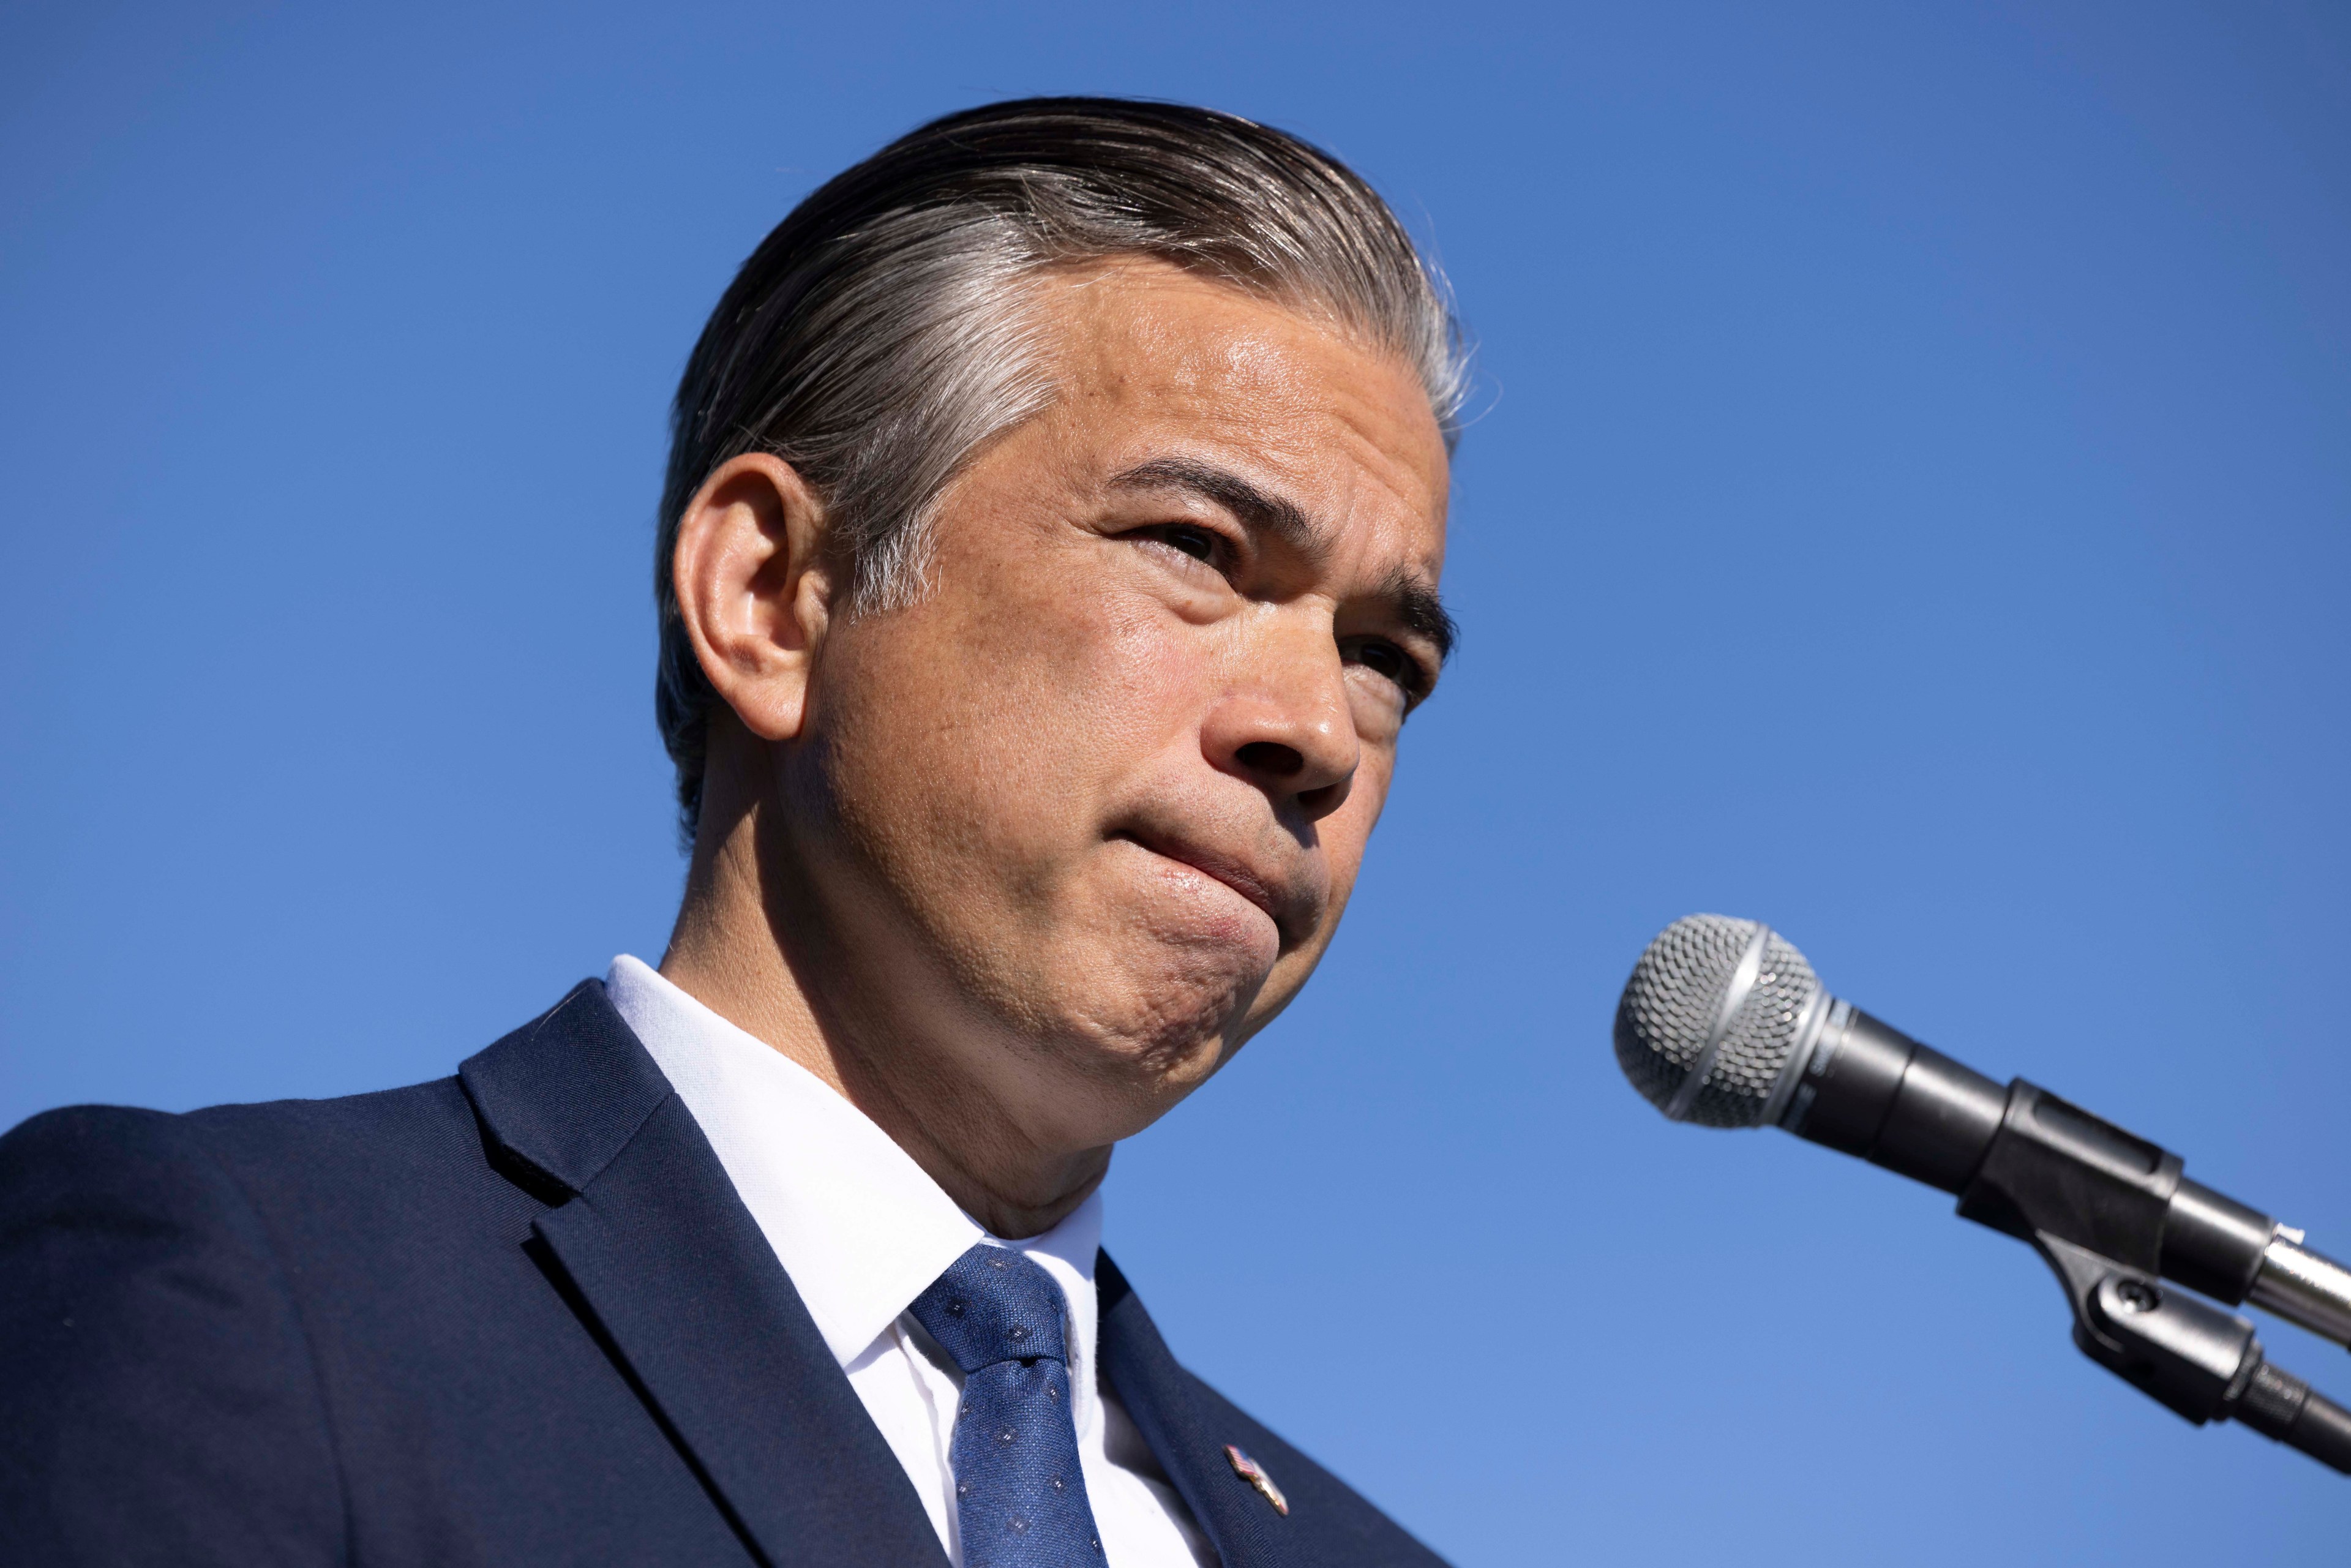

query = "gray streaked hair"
[655, 97, 1468, 839]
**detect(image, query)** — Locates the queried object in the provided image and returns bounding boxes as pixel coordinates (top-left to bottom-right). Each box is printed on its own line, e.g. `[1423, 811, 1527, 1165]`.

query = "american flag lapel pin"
[1223, 1444, 1289, 1516]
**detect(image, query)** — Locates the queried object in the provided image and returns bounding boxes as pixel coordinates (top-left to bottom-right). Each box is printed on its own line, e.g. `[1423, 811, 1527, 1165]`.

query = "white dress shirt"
[604, 956, 1216, 1568]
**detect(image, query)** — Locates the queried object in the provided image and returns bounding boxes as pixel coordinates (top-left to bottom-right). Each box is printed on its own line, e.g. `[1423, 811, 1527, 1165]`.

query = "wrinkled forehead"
[1030, 260, 1451, 573]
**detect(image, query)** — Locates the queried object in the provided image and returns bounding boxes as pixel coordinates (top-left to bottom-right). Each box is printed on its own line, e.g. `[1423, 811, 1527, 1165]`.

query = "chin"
[1043, 936, 1272, 1092]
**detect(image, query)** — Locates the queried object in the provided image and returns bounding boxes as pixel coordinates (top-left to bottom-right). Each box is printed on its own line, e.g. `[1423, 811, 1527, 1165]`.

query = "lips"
[1114, 827, 1319, 948]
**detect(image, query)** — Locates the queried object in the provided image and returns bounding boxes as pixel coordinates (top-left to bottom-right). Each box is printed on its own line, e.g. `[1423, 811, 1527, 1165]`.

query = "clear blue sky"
[4, 2, 2347, 1559]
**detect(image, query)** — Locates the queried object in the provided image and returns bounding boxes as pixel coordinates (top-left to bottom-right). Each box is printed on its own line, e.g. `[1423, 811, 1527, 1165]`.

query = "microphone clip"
[2030, 1229, 2351, 1473]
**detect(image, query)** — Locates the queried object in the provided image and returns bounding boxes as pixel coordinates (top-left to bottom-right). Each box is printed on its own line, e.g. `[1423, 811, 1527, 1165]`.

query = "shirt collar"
[604, 955, 1102, 1370]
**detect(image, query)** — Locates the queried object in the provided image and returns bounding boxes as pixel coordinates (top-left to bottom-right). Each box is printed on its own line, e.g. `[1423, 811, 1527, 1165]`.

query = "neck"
[657, 787, 1110, 1240]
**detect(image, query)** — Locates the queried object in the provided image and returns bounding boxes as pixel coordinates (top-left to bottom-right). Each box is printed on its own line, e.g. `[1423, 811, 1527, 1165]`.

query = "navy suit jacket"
[0, 981, 1448, 1567]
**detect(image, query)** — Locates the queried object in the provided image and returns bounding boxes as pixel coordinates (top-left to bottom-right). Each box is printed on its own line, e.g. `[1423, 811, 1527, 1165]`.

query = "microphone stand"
[1952, 1081, 2351, 1472]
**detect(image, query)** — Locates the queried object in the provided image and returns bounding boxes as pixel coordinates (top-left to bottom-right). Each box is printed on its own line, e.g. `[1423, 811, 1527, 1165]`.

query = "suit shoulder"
[0, 1107, 348, 1561]
[2, 1075, 476, 1168]
[0, 1078, 495, 1278]
[7, 1073, 535, 1267]
[188, 1075, 545, 1255]
[0, 1101, 248, 1216]
[179, 1074, 478, 1166]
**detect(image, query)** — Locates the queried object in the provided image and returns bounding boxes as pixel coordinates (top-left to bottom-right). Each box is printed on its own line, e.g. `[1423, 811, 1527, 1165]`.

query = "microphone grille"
[1614, 913, 1823, 1128]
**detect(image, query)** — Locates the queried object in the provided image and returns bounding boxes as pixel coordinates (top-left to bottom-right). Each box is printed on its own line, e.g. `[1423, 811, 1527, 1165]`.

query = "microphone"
[1615, 912, 2351, 1474]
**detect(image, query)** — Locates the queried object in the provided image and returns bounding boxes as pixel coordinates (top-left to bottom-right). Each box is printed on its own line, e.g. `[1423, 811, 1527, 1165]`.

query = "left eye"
[1345, 638, 1419, 692]
[1158, 524, 1219, 563]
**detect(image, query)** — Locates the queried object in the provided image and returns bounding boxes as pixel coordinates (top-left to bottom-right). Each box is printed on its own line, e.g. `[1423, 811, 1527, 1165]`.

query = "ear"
[671, 452, 835, 743]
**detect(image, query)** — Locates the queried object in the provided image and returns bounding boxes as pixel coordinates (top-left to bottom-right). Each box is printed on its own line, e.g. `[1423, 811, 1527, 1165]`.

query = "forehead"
[1029, 260, 1451, 574]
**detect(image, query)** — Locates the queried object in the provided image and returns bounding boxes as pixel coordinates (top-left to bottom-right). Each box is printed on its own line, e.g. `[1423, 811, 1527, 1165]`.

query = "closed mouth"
[1112, 830, 1300, 945]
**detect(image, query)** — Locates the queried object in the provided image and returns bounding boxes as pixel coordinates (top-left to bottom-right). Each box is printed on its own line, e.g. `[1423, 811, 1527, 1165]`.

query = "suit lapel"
[1096, 1253, 1302, 1568]
[462, 983, 947, 1568]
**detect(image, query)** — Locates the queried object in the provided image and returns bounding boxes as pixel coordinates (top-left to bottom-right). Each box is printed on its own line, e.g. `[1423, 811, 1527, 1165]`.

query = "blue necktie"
[909, 1244, 1106, 1566]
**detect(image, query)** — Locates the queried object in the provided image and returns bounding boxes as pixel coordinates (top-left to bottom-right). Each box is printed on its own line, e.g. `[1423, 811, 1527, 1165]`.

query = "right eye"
[1127, 522, 1232, 571]
[1152, 524, 1218, 562]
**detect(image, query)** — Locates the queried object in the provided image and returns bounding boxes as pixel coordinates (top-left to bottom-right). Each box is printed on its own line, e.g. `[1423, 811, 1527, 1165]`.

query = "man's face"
[786, 260, 1450, 1150]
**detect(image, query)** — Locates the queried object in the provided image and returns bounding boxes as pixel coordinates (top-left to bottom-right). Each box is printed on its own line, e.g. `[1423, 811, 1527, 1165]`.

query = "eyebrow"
[1386, 568, 1460, 666]
[1109, 456, 1458, 664]
[1112, 457, 1327, 560]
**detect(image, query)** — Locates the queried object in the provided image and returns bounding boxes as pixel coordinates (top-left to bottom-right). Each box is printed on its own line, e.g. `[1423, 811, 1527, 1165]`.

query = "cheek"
[1343, 671, 1409, 749]
[832, 560, 1209, 898]
[1019, 593, 1193, 730]
[1249, 751, 1393, 1015]
[994, 587, 1208, 814]
[1322, 751, 1393, 897]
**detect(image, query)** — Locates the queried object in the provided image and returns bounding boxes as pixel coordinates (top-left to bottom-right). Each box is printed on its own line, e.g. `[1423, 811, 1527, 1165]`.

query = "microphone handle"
[1781, 1001, 2006, 1191]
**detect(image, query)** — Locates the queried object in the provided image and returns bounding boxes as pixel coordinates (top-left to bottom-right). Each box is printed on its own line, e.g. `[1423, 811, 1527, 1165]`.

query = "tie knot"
[908, 1244, 1071, 1373]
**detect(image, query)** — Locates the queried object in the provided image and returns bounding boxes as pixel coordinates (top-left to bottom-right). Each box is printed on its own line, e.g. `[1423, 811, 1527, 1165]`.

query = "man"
[0, 99, 1463, 1567]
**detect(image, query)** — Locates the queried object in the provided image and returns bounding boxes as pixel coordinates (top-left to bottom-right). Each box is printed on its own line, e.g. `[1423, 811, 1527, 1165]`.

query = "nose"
[1202, 619, 1359, 823]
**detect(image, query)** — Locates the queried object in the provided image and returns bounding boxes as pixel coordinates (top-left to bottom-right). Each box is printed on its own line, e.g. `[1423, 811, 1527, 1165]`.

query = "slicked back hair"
[655, 97, 1467, 841]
